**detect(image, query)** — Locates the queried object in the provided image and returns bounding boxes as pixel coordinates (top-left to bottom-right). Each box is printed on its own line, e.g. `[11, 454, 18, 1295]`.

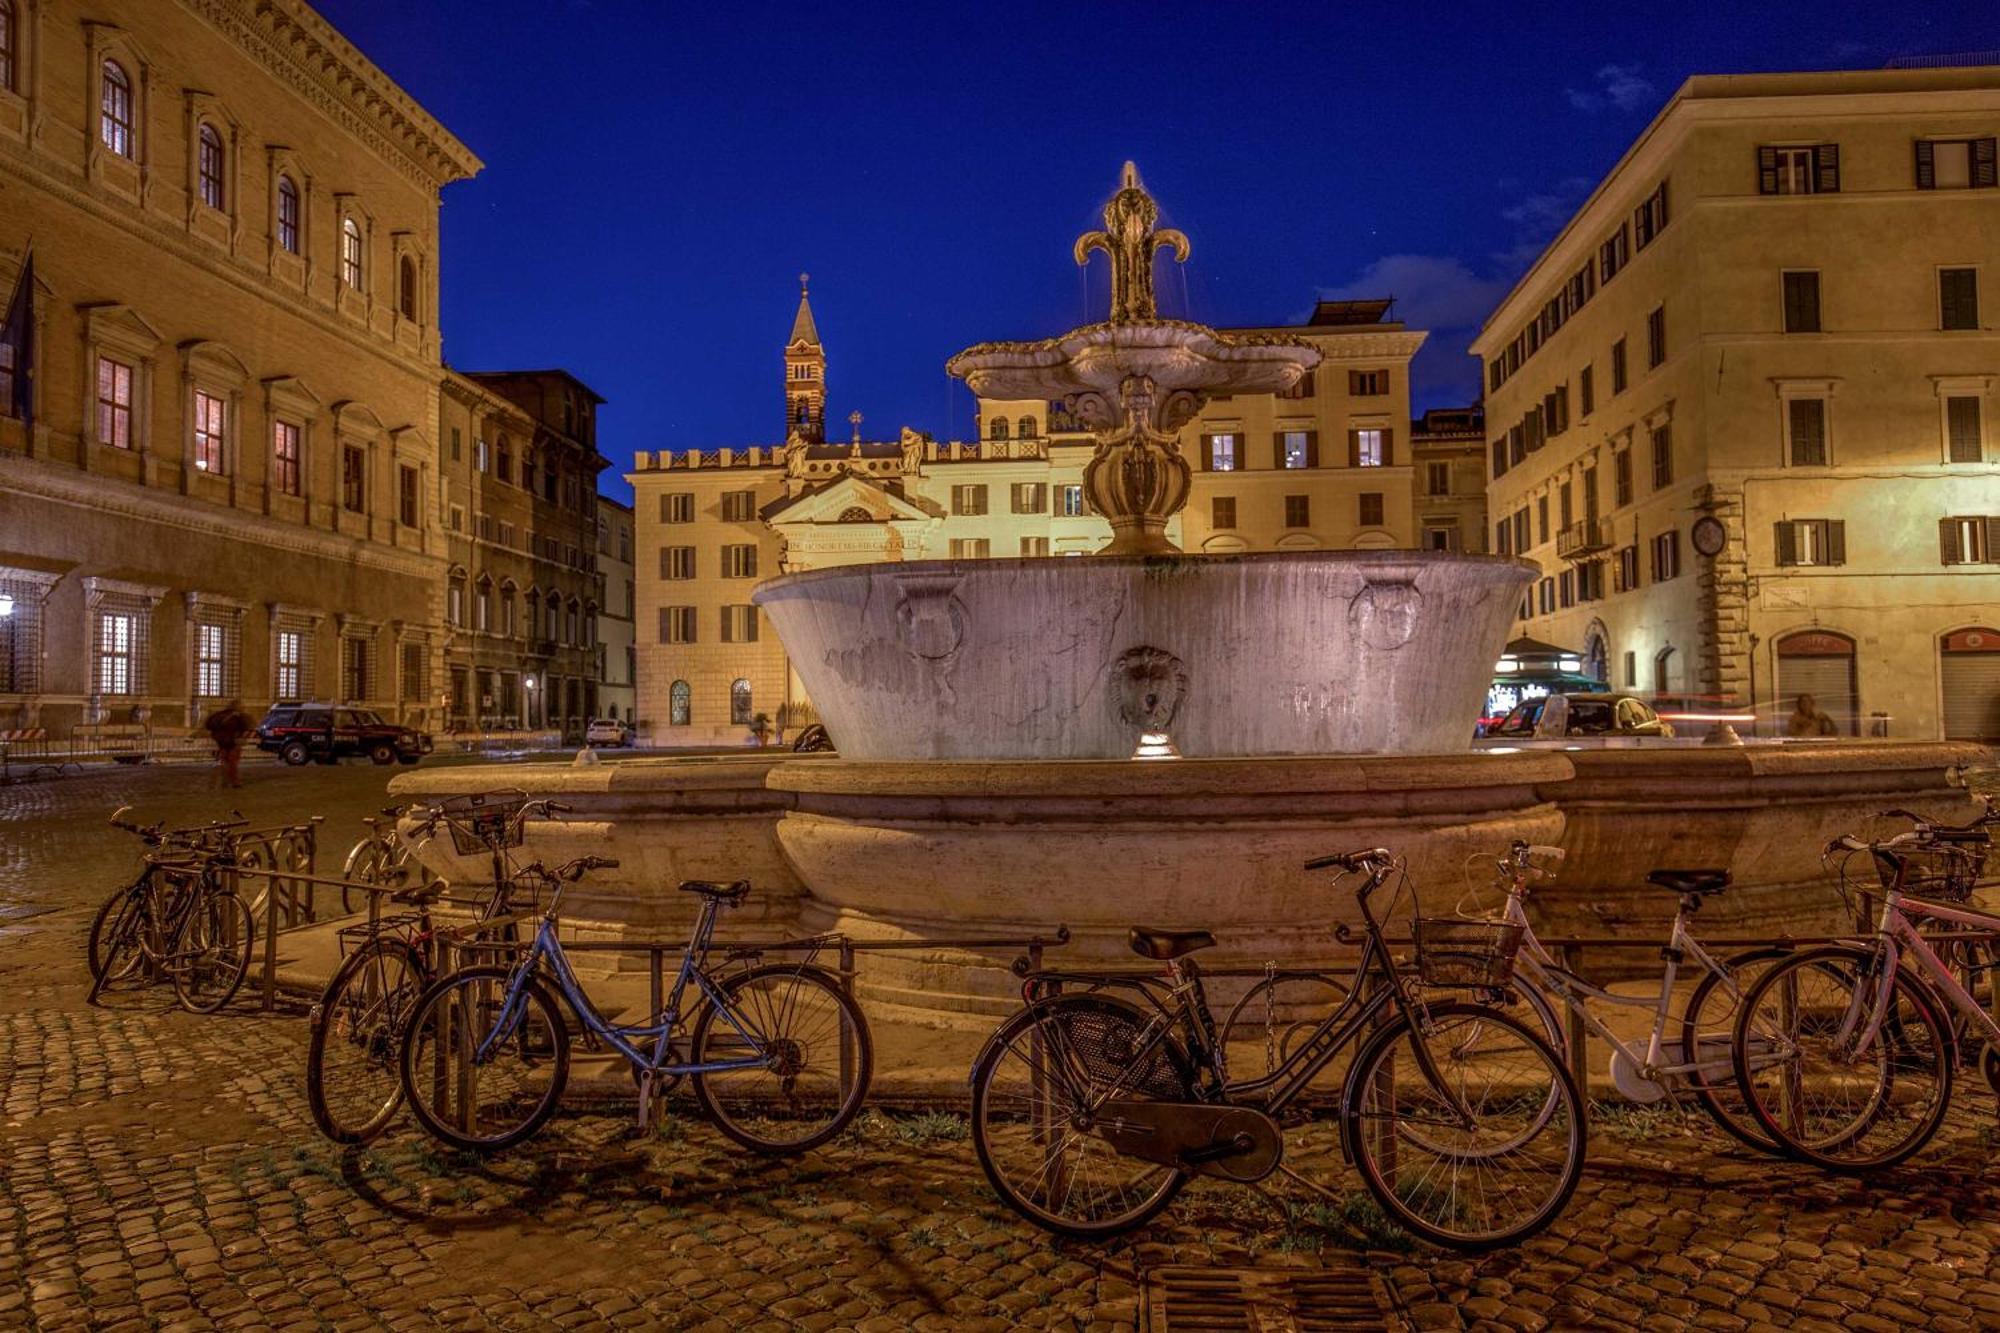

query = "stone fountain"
[753, 165, 1533, 762]
[393, 166, 1986, 1023]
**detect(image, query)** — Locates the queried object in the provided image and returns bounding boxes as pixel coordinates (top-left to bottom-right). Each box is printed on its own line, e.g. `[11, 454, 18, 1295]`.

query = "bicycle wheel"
[308, 940, 426, 1145]
[1681, 948, 1789, 1155]
[1732, 945, 1952, 1173]
[1343, 1002, 1586, 1251]
[969, 992, 1193, 1239]
[173, 889, 255, 1013]
[399, 964, 569, 1153]
[88, 888, 154, 1001]
[690, 963, 872, 1153]
[88, 883, 151, 984]
[341, 837, 394, 916]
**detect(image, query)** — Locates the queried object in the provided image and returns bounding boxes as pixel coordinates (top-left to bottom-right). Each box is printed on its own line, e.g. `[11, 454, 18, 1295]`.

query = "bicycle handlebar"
[1304, 848, 1393, 873]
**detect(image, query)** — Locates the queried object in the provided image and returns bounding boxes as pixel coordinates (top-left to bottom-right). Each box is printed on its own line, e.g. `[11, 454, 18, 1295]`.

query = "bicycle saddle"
[1128, 926, 1217, 961]
[1645, 868, 1731, 896]
[678, 879, 751, 903]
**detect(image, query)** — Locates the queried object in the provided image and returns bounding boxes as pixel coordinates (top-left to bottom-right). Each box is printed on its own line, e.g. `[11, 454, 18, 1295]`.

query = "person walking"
[203, 698, 252, 788]
[1784, 692, 1838, 738]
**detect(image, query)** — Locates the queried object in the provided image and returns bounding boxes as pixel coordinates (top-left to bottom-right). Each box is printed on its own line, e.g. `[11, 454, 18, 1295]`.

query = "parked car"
[584, 718, 633, 747]
[1488, 692, 1676, 740]
[257, 704, 434, 766]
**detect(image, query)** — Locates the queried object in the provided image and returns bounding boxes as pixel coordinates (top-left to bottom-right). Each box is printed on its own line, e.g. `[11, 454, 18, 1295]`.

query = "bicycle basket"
[446, 804, 527, 855]
[1413, 918, 1524, 989]
[335, 913, 421, 958]
[1877, 844, 1987, 903]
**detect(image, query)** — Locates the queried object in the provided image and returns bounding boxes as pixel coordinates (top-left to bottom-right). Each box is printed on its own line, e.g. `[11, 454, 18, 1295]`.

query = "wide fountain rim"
[750, 547, 1541, 602]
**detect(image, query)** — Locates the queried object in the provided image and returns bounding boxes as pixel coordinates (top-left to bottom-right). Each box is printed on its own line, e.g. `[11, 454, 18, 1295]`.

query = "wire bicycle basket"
[1414, 918, 1525, 989]
[1875, 843, 1987, 904]
[445, 803, 530, 856]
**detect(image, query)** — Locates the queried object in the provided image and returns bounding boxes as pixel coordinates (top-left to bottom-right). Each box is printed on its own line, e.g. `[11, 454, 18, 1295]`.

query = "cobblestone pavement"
[4, 769, 2000, 1330]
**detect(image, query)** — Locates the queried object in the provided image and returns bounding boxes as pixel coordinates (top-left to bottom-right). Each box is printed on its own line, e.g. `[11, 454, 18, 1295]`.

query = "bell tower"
[784, 273, 825, 443]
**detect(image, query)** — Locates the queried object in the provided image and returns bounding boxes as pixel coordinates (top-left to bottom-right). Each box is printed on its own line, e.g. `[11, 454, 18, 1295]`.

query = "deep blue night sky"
[313, 1, 1986, 503]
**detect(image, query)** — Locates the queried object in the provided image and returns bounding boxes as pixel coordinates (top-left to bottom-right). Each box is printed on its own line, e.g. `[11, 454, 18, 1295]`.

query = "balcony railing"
[1556, 519, 1611, 560]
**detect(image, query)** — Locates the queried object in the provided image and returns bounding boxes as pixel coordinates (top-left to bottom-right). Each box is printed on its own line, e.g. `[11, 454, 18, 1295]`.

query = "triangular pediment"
[764, 472, 936, 526]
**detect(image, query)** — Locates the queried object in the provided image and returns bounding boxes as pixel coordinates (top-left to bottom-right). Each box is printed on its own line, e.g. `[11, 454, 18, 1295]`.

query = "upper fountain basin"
[945, 319, 1322, 405]
[752, 549, 1537, 761]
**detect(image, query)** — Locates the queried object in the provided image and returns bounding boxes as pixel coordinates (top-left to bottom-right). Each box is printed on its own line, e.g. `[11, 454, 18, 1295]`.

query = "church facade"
[629, 284, 1434, 745]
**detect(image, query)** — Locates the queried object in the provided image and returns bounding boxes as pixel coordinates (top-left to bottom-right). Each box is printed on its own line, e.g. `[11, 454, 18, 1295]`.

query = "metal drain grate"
[1140, 1262, 1393, 1332]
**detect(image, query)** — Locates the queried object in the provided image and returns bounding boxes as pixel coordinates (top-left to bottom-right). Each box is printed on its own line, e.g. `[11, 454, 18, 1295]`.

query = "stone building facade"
[436, 369, 607, 739]
[1472, 66, 2000, 740]
[1410, 405, 1490, 556]
[629, 289, 1428, 745]
[595, 494, 635, 727]
[0, 0, 477, 732]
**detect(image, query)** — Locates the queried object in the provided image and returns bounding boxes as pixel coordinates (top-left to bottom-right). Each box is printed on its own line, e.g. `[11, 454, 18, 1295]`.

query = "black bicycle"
[967, 848, 1586, 1251]
[89, 811, 256, 1014]
[305, 792, 560, 1145]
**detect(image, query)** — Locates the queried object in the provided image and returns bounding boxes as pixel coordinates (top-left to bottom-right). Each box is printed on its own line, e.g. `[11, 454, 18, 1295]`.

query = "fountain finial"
[1073, 162, 1190, 324]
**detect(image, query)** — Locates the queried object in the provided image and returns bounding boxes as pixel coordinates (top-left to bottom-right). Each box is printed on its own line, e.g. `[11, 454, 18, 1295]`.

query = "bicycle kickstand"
[635, 1068, 657, 1134]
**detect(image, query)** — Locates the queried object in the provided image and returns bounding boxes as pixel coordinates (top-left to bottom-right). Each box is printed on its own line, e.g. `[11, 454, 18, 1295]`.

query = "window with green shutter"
[1946, 396, 1983, 463]
[1940, 268, 1979, 331]
[1782, 271, 1821, 333]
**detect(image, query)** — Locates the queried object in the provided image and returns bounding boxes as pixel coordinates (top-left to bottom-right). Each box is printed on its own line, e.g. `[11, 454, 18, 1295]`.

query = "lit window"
[194, 623, 226, 697]
[1281, 431, 1312, 469]
[193, 391, 226, 473]
[1058, 484, 1086, 517]
[341, 217, 364, 290]
[272, 421, 300, 495]
[276, 176, 300, 254]
[198, 124, 225, 210]
[670, 680, 691, 725]
[97, 611, 135, 694]
[276, 629, 303, 699]
[101, 62, 133, 159]
[1207, 434, 1237, 471]
[730, 679, 753, 726]
[96, 357, 133, 448]
[1354, 429, 1385, 467]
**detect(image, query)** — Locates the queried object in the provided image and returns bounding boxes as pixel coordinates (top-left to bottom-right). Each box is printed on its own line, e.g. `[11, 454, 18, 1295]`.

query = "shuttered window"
[1651, 423, 1673, 489]
[1354, 493, 1380, 527]
[1940, 268, 1979, 331]
[1579, 365, 1594, 417]
[1611, 338, 1628, 393]
[1286, 495, 1313, 528]
[1787, 399, 1828, 466]
[1614, 450, 1633, 507]
[1917, 138, 1998, 190]
[1940, 516, 2000, 565]
[1782, 271, 1821, 333]
[1211, 496, 1236, 529]
[1276, 430, 1317, 469]
[1757, 144, 1839, 195]
[1946, 396, 1983, 463]
[1646, 306, 1667, 368]
[1774, 519, 1846, 567]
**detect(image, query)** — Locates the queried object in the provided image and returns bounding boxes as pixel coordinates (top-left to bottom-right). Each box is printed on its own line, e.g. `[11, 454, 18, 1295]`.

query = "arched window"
[474, 577, 492, 633]
[583, 603, 597, 647]
[446, 573, 466, 627]
[566, 598, 580, 646]
[988, 417, 1009, 441]
[523, 590, 539, 639]
[838, 506, 872, 523]
[275, 175, 300, 254]
[499, 585, 517, 637]
[398, 255, 419, 321]
[730, 679, 753, 726]
[670, 680, 691, 726]
[340, 217, 364, 290]
[1, 2, 18, 94]
[1017, 416, 1037, 438]
[495, 434, 512, 485]
[794, 401, 810, 425]
[100, 61, 133, 158]
[197, 124, 224, 210]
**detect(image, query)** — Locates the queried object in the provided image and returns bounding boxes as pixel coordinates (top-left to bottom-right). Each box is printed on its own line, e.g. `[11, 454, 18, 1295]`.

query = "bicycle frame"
[1846, 889, 2000, 1055]
[1026, 867, 1476, 1127]
[1503, 887, 1742, 1085]
[476, 900, 774, 1080]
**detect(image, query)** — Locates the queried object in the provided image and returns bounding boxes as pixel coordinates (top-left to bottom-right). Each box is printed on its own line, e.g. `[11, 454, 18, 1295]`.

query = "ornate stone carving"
[1082, 376, 1192, 556]
[1073, 162, 1190, 325]
[894, 575, 966, 662]
[1111, 646, 1188, 731]
[1348, 580, 1423, 651]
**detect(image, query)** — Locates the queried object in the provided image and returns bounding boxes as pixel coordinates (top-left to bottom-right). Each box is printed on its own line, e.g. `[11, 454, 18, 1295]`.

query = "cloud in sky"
[1565, 63, 1657, 114]
[1319, 255, 1513, 409]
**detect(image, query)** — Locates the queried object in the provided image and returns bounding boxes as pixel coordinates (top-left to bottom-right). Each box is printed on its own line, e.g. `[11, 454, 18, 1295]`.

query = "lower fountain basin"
[752, 550, 1536, 761]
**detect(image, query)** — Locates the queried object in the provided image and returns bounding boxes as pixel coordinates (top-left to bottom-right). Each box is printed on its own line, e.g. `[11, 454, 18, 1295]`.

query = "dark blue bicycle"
[396, 860, 872, 1154]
